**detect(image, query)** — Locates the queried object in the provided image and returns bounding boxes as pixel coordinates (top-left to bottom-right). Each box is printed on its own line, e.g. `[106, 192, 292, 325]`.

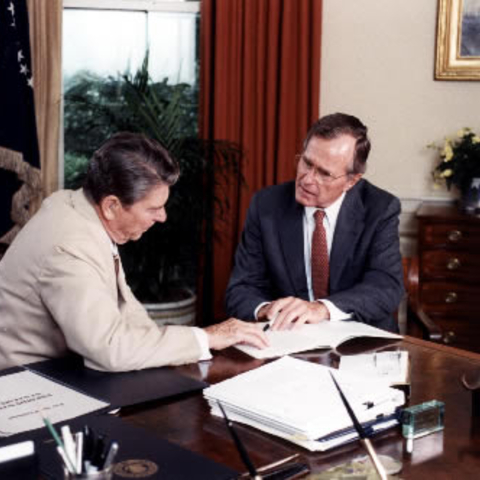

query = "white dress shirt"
[303, 193, 350, 321]
[254, 193, 351, 321]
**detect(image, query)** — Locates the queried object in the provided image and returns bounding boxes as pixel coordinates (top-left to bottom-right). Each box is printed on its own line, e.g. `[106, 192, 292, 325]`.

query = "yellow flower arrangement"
[430, 128, 480, 192]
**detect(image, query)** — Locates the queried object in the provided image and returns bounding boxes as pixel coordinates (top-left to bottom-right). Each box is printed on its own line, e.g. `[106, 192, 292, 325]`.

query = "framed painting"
[435, 0, 480, 80]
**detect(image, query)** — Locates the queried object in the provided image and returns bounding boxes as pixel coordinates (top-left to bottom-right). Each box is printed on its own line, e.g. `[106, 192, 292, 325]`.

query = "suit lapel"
[329, 184, 365, 291]
[278, 194, 309, 298]
[71, 189, 122, 303]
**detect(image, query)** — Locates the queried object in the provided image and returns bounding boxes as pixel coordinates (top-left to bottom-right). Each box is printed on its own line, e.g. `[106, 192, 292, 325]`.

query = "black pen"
[263, 323, 270, 332]
[82, 425, 94, 462]
[92, 434, 106, 468]
[217, 401, 261, 480]
[329, 371, 388, 480]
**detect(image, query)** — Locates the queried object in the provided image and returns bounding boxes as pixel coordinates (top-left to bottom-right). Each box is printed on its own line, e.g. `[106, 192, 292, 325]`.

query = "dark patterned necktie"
[114, 254, 120, 276]
[311, 210, 329, 299]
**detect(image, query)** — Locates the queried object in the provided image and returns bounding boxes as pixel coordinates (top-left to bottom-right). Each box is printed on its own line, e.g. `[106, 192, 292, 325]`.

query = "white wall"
[320, 0, 480, 253]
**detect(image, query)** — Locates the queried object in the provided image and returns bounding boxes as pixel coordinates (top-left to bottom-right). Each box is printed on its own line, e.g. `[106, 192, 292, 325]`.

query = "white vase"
[460, 177, 480, 215]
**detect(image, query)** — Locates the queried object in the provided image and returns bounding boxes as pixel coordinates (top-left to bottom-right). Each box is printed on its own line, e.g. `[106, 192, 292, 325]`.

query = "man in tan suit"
[0, 133, 268, 372]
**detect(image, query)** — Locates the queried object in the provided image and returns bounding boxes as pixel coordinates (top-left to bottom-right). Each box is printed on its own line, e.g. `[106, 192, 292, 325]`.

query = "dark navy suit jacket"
[225, 180, 404, 332]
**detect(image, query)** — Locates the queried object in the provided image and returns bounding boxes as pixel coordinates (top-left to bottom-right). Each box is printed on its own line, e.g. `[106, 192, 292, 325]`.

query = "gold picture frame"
[435, 0, 480, 80]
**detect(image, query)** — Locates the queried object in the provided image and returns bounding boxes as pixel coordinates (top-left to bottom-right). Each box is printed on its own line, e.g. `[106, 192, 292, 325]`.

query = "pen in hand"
[263, 323, 270, 332]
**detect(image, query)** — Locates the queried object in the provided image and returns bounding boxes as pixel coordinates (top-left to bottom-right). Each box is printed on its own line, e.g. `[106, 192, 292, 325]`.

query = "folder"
[37, 415, 238, 480]
[0, 356, 208, 446]
[28, 355, 208, 409]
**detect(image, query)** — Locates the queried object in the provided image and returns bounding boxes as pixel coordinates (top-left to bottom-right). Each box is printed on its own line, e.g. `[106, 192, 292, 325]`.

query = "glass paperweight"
[401, 400, 445, 452]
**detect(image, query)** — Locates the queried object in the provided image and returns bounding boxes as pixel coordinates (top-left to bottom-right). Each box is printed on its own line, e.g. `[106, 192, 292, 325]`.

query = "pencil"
[39, 413, 76, 474]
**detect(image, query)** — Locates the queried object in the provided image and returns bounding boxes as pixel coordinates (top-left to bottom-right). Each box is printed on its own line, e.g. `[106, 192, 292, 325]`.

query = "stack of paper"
[204, 356, 405, 451]
[235, 321, 402, 359]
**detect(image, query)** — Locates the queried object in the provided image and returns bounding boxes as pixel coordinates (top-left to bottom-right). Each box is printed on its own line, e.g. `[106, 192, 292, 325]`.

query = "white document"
[204, 356, 405, 451]
[340, 351, 410, 386]
[236, 321, 402, 359]
[0, 370, 109, 437]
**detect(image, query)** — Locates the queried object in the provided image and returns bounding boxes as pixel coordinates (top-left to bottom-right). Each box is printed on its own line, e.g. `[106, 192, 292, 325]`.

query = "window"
[62, 0, 200, 187]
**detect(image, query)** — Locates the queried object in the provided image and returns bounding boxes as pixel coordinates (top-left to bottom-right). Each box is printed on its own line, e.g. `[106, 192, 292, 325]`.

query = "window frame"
[60, 0, 200, 186]
[63, 0, 200, 14]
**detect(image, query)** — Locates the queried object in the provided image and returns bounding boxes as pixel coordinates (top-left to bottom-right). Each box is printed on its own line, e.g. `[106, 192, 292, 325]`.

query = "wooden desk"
[121, 337, 480, 479]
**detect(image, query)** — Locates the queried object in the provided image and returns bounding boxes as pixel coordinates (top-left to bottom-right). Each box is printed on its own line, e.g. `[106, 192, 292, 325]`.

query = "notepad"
[235, 321, 402, 359]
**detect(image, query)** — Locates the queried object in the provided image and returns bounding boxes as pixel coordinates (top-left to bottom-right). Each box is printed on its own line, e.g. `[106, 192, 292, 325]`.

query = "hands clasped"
[257, 297, 330, 331]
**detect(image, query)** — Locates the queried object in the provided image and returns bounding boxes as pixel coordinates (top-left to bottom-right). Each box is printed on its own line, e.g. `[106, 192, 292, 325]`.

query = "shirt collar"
[110, 240, 119, 256]
[304, 191, 346, 223]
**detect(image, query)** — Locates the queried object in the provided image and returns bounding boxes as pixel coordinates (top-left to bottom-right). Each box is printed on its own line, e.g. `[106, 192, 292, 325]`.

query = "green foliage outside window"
[64, 58, 243, 305]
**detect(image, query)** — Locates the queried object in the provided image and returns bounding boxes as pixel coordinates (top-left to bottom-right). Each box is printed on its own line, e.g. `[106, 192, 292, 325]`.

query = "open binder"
[0, 355, 208, 444]
[204, 356, 405, 452]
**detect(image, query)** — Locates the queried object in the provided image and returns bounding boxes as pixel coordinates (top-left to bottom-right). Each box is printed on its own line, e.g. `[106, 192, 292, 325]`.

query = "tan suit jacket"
[0, 189, 202, 372]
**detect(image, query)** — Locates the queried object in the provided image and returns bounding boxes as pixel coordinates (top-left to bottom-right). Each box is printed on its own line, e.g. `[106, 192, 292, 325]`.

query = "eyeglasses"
[296, 155, 353, 184]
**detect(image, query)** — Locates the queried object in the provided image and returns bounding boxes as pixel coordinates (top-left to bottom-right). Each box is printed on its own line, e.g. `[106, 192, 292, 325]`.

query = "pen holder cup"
[63, 466, 113, 480]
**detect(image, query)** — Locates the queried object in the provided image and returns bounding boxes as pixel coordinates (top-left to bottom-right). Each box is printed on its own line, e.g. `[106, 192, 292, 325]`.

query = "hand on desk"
[257, 297, 330, 331]
[204, 319, 270, 351]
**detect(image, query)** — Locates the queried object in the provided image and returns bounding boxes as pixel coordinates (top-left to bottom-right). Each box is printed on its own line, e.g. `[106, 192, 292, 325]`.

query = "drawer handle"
[447, 257, 461, 270]
[443, 331, 456, 345]
[447, 230, 463, 242]
[445, 292, 458, 303]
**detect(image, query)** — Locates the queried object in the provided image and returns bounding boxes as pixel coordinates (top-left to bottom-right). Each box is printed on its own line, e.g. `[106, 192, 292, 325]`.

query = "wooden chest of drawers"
[417, 203, 480, 352]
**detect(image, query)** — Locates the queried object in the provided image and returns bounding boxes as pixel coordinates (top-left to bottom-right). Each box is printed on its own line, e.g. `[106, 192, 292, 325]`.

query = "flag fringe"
[0, 146, 43, 245]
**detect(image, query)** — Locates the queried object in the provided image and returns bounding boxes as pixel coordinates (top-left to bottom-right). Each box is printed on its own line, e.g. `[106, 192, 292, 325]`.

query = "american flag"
[0, 0, 41, 249]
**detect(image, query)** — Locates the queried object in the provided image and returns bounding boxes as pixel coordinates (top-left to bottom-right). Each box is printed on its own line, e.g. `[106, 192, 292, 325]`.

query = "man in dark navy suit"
[225, 113, 404, 332]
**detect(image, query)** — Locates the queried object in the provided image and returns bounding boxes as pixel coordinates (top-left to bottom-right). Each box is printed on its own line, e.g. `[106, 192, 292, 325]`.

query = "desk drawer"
[420, 251, 480, 282]
[421, 282, 480, 316]
[426, 315, 480, 352]
[421, 223, 480, 249]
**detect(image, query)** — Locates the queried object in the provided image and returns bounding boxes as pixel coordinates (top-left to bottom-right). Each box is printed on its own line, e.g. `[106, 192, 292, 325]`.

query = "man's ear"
[100, 195, 122, 220]
[344, 174, 363, 192]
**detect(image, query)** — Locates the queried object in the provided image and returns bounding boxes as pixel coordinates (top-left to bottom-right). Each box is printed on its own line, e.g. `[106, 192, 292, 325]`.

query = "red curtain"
[199, 0, 322, 323]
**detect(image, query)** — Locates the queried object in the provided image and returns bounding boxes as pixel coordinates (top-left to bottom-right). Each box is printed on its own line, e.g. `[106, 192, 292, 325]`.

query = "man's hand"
[259, 297, 330, 330]
[204, 318, 270, 350]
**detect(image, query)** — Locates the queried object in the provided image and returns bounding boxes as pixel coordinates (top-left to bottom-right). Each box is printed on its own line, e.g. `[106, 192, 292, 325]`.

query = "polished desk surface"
[119, 336, 480, 479]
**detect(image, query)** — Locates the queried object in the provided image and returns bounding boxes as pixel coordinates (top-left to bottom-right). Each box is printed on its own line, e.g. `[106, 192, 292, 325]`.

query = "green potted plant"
[64, 57, 244, 325]
[430, 128, 480, 214]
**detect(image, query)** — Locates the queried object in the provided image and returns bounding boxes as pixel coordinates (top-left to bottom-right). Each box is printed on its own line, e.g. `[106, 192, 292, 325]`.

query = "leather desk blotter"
[37, 414, 237, 480]
[28, 355, 208, 409]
